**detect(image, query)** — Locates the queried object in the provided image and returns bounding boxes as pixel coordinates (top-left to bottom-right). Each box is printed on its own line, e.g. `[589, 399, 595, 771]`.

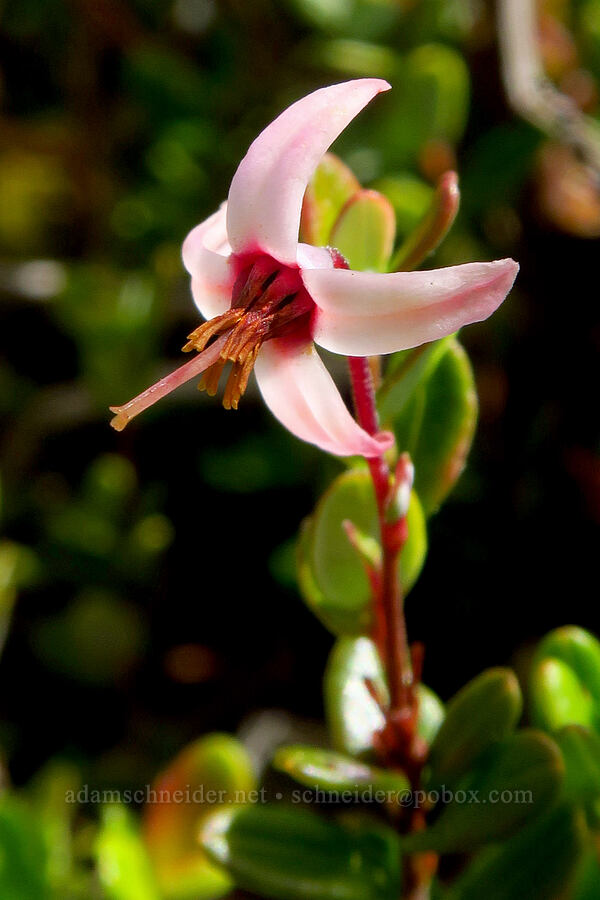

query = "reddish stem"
[347, 355, 413, 712]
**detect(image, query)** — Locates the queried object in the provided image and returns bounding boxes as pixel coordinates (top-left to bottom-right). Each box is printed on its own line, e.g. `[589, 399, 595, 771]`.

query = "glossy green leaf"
[298, 469, 427, 636]
[555, 725, 600, 804]
[379, 338, 477, 515]
[406, 731, 563, 853]
[0, 796, 48, 900]
[325, 636, 387, 758]
[272, 745, 409, 795]
[300, 153, 360, 248]
[530, 657, 596, 732]
[427, 668, 522, 789]
[324, 635, 443, 758]
[143, 734, 256, 900]
[534, 626, 600, 714]
[329, 189, 395, 272]
[446, 804, 586, 900]
[201, 804, 401, 900]
[96, 805, 160, 900]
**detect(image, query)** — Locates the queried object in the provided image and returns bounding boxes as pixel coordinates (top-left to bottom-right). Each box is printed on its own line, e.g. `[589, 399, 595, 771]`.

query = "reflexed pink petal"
[254, 340, 393, 457]
[182, 203, 234, 319]
[227, 79, 391, 264]
[307, 259, 519, 355]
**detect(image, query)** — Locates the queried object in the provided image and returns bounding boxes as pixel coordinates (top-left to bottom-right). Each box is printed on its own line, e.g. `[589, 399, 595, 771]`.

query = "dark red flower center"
[182, 254, 315, 409]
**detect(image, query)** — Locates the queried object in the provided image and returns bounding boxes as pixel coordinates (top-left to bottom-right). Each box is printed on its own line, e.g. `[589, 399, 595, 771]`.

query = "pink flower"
[110, 79, 518, 457]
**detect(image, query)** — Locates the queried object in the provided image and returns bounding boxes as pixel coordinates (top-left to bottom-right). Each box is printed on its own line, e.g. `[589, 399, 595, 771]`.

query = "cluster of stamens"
[182, 257, 312, 410]
[108, 255, 314, 431]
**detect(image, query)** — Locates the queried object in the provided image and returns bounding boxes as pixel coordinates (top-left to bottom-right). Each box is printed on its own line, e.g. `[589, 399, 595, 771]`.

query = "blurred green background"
[0, 0, 598, 894]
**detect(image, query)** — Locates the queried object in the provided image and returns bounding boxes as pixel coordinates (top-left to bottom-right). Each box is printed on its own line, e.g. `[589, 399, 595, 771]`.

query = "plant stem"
[347, 355, 413, 712]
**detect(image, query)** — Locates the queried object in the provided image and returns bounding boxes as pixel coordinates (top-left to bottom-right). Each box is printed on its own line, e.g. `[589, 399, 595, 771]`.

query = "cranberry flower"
[110, 79, 518, 457]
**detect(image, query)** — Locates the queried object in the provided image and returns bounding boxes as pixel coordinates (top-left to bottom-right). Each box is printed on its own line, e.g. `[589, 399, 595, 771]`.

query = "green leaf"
[372, 174, 433, 242]
[28, 760, 81, 893]
[272, 745, 409, 794]
[417, 682, 445, 746]
[143, 733, 256, 900]
[300, 153, 360, 248]
[406, 731, 564, 853]
[427, 668, 522, 789]
[378, 339, 451, 423]
[298, 469, 427, 636]
[376, 44, 470, 168]
[530, 658, 596, 732]
[555, 725, 600, 804]
[379, 338, 477, 515]
[96, 805, 160, 900]
[201, 804, 401, 900]
[329, 189, 395, 272]
[0, 795, 48, 900]
[534, 626, 600, 714]
[572, 845, 600, 900]
[286, 0, 401, 42]
[447, 804, 586, 900]
[325, 636, 387, 758]
[324, 635, 443, 758]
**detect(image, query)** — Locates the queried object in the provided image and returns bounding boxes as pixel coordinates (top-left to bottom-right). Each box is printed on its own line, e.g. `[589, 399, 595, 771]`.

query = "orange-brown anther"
[198, 358, 226, 396]
[182, 308, 245, 353]
[183, 257, 312, 410]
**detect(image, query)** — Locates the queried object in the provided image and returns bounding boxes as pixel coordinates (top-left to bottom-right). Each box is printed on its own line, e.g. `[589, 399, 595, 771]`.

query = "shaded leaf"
[379, 338, 477, 515]
[446, 804, 586, 900]
[201, 804, 401, 900]
[427, 667, 522, 789]
[407, 731, 563, 853]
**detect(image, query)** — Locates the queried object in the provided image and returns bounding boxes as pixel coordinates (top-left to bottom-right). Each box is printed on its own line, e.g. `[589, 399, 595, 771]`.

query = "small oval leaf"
[330, 189, 396, 272]
[535, 626, 600, 716]
[143, 734, 256, 900]
[300, 153, 360, 247]
[272, 745, 409, 794]
[407, 731, 564, 853]
[324, 635, 443, 758]
[427, 668, 523, 789]
[530, 657, 595, 732]
[555, 725, 600, 803]
[200, 804, 401, 900]
[446, 804, 586, 900]
[298, 469, 427, 636]
[379, 338, 477, 515]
